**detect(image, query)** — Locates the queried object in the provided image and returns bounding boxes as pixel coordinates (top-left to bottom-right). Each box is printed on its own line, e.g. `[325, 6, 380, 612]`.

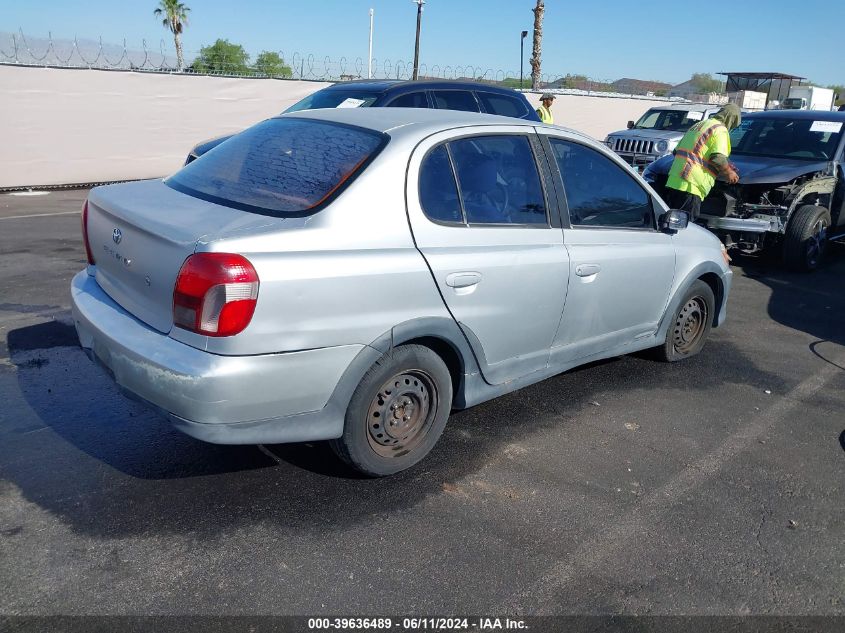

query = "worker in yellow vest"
[536, 93, 555, 124]
[665, 104, 741, 218]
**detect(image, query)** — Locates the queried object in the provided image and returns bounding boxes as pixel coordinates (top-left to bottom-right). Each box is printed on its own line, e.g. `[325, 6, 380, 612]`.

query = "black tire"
[330, 344, 453, 477]
[654, 280, 715, 363]
[783, 205, 831, 272]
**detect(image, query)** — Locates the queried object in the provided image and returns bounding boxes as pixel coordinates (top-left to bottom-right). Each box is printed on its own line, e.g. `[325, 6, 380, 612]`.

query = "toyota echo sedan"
[71, 108, 732, 476]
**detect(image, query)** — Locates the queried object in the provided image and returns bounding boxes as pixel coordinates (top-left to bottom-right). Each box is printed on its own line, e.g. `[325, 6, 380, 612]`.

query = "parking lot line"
[0, 211, 80, 221]
[518, 353, 845, 612]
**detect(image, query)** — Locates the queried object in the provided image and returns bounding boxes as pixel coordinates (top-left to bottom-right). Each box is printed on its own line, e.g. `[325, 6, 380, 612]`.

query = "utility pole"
[412, 0, 425, 80]
[368, 8, 374, 79]
[520, 30, 528, 89]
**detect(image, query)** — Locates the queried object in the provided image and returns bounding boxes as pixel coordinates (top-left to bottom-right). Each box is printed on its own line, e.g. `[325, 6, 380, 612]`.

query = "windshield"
[167, 118, 386, 216]
[633, 109, 706, 132]
[730, 117, 843, 161]
[284, 89, 382, 113]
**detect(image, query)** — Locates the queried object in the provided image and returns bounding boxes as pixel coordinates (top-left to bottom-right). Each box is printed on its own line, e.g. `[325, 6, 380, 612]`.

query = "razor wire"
[0, 29, 679, 99]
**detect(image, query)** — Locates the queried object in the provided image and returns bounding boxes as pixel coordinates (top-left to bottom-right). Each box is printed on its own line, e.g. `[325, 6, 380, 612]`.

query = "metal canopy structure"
[719, 72, 807, 105]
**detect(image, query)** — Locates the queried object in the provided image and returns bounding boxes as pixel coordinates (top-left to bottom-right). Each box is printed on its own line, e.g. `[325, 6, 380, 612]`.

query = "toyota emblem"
[112, 228, 122, 244]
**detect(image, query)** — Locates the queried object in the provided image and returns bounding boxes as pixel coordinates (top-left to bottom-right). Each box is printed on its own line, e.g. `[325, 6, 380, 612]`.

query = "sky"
[4, 0, 844, 86]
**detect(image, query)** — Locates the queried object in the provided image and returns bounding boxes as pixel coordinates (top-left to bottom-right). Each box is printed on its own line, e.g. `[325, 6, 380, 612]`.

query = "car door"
[539, 132, 676, 363]
[406, 127, 570, 385]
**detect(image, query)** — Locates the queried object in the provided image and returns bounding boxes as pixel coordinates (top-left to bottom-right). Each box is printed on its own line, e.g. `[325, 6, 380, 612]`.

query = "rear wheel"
[654, 280, 715, 363]
[783, 205, 830, 272]
[330, 345, 453, 476]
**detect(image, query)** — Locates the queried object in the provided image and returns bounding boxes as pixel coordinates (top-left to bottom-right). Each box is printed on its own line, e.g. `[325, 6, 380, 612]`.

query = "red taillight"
[81, 200, 95, 265]
[173, 253, 259, 337]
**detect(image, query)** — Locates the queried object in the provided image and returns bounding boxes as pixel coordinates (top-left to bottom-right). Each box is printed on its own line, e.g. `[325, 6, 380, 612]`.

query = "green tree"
[828, 84, 845, 106]
[154, 0, 190, 71]
[690, 72, 725, 94]
[192, 39, 250, 75]
[254, 51, 293, 78]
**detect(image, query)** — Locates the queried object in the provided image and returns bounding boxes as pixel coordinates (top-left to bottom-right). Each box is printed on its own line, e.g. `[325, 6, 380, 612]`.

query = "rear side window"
[419, 146, 462, 223]
[388, 92, 429, 108]
[420, 135, 547, 225]
[432, 91, 481, 113]
[477, 92, 529, 118]
[167, 118, 385, 216]
[549, 139, 653, 229]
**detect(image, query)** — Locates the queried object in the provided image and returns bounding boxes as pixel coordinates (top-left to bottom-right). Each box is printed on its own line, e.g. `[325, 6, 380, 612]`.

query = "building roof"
[718, 72, 806, 80]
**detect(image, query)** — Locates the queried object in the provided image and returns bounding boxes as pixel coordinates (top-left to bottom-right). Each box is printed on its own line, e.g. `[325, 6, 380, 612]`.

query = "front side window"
[167, 118, 385, 216]
[550, 139, 654, 229]
[432, 91, 481, 113]
[389, 92, 429, 108]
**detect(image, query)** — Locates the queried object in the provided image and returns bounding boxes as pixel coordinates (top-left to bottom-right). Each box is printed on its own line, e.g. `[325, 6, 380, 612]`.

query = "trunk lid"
[87, 179, 275, 333]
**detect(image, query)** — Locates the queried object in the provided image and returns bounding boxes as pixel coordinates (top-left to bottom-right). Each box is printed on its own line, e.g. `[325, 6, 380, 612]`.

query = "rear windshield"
[167, 118, 386, 216]
[284, 90, 382, 113]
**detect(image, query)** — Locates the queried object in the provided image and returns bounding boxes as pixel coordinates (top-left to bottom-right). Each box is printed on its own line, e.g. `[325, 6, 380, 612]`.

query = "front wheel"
[330, 345, 453, 477]
[654, 280, 715, 363]
[782, 205, 830, 272]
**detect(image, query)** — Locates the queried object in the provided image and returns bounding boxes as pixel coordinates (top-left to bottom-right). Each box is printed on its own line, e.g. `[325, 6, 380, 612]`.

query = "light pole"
[412, 0, 425, 80]
[368, 8, 374, 79]
[520, 30, 528, 89]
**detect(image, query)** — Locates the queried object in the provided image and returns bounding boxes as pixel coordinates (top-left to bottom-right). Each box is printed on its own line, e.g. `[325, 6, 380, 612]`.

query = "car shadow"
[731, 241, 845, 347]
[3, 317, 789, 539]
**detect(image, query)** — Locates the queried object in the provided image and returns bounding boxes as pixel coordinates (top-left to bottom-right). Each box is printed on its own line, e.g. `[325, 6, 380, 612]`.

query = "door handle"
[445, 272, 482, 288]
[575, 264, 601, 277]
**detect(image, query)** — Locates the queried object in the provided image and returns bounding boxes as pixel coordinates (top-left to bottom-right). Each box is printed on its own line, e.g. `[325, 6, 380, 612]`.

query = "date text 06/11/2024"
[307, 617, 529, 630]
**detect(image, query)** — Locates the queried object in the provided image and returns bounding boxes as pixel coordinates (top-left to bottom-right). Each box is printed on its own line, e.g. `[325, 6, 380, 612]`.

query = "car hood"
[645, 154, 831, 184]
[607, 129, 683, 141]
[726, 155, 831, 184]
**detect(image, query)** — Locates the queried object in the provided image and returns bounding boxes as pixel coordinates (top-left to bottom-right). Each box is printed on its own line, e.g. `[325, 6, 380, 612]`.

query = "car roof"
[321, 79, 528, 97]
[745, 110, 845, 122]
[282, 106, 536, 135]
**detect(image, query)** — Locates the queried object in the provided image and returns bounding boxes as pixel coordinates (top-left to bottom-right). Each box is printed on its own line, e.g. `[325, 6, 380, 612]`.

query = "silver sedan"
[71, 108, 732, 476]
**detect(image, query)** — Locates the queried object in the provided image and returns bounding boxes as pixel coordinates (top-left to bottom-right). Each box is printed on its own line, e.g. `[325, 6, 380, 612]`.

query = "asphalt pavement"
[1, 188, 843, 617]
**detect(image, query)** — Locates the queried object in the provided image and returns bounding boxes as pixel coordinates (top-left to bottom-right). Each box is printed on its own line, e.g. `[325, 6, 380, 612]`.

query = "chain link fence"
[1, 29, 679, 99]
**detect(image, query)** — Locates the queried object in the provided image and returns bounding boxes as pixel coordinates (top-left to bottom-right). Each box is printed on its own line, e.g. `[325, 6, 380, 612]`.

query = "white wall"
[0, 66, 330, 188]
[522, 92, 670, 140]
[1, 66, 670, 188]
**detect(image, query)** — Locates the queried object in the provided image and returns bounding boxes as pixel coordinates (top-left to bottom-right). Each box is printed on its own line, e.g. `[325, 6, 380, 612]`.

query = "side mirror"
[659, 209, 689, 232]
[627, 120, 635, 129]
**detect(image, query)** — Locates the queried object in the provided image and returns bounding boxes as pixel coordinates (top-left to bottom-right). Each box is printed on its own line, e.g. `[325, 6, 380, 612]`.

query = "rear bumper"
[70, 270, 362, 444]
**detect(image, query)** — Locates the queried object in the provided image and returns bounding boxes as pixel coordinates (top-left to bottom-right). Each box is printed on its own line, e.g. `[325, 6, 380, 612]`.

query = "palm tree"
[154, 0, 190, 71]
[530, 0, 544, 90]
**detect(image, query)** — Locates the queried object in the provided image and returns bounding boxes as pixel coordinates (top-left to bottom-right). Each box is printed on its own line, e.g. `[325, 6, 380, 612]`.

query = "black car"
[185, 80, 540, 163]
[643, 110, 845, 271]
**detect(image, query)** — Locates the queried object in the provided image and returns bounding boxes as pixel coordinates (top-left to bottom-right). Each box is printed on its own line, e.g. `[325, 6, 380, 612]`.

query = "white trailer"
[782, 86, 835, 111]
[727, 90, 767, 111]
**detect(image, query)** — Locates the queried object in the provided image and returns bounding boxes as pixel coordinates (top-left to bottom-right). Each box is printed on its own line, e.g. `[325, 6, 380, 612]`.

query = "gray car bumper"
[70, 270, 362, 444]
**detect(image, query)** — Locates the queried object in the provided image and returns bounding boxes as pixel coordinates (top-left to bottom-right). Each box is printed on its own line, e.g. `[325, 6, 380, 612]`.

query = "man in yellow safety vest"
[665, 103, 742, 218]
[537, 93, 555, 124]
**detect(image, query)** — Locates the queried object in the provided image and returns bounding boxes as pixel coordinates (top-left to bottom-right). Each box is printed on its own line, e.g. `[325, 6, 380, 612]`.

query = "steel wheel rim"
[673, 296, 708, 353]
[366, 369, 438, 458]
[806, 219, 828, 268]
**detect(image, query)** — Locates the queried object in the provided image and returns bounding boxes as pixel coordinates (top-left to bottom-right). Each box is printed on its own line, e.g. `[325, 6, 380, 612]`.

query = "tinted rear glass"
[284, 89, 381, 112]
[477, 92, 529, 118]
[432, 91, 481, 113]
[167, 118, 385, 216]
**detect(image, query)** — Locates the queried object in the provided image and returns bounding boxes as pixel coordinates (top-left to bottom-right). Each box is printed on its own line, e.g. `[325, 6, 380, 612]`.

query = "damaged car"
[643, 110, 845, 271]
